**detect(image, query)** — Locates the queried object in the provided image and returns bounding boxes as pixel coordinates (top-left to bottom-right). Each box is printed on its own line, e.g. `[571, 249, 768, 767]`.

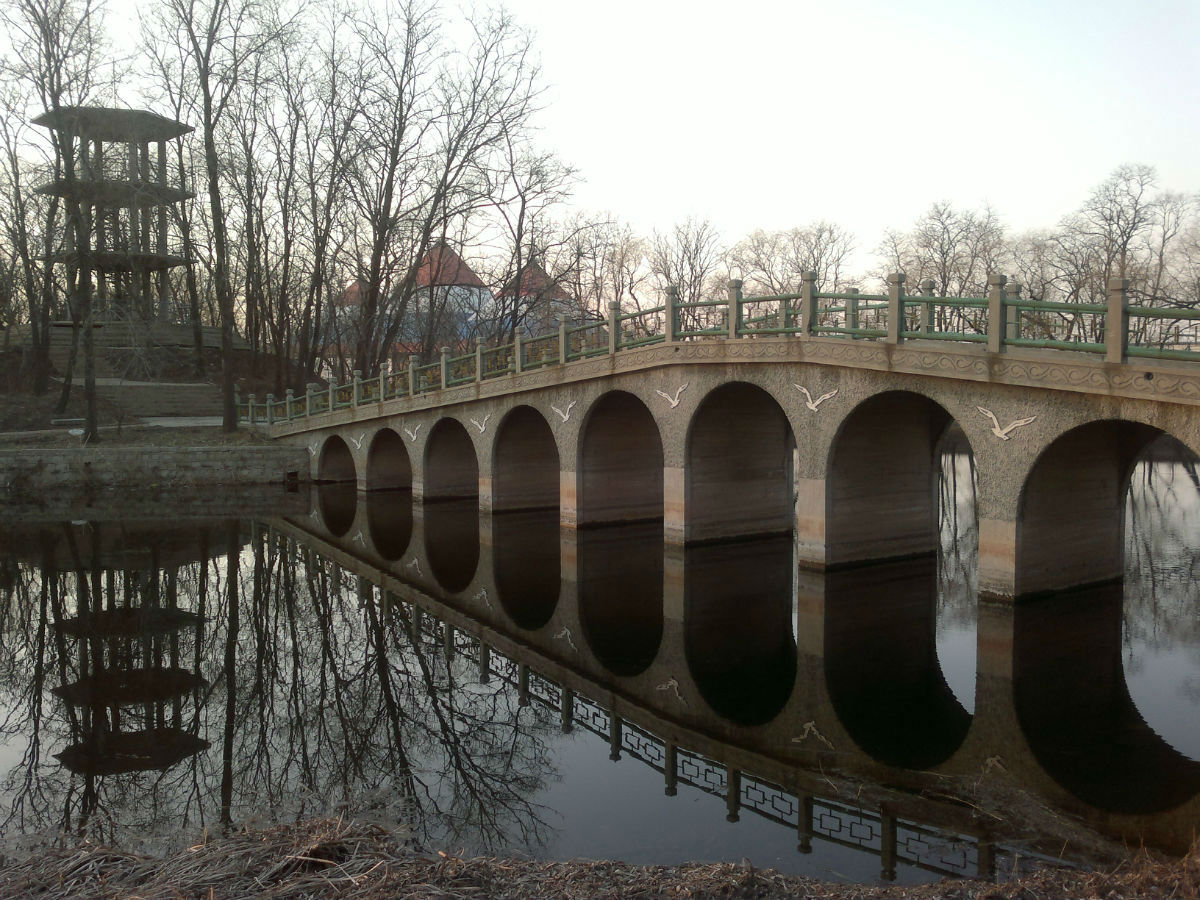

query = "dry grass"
[0, 818, 1195, 900]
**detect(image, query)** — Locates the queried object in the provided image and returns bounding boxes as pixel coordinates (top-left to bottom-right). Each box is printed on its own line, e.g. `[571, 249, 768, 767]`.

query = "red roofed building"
[415, 243, 488, 291]
[500, 260, 579, 334]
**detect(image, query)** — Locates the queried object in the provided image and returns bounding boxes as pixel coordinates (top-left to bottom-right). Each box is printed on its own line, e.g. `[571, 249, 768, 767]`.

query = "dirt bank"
[0, 818, 1194, 900]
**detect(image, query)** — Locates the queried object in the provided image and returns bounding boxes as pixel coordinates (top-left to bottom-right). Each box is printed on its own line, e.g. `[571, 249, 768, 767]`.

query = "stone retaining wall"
[0, 445, 308, 497]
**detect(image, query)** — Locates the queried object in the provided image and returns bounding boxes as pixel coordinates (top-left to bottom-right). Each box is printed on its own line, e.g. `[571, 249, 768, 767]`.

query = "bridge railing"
[243, 270, 1200, 426]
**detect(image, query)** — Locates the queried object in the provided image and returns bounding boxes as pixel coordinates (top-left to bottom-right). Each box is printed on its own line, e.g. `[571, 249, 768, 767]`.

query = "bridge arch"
[1015, 419, 1162, 596]
[685, 382, 794, 542]
[492, 406, 559, 512]
[317, 434, 356, 484]
[825, 391, 967, 566]
[423, 418, 479, 501]
[366, 428, 412, 491]
[578, 391, 664, 526]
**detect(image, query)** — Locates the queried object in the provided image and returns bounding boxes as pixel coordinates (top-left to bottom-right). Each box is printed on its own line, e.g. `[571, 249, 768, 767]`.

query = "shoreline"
[0, 818, 1194, 900]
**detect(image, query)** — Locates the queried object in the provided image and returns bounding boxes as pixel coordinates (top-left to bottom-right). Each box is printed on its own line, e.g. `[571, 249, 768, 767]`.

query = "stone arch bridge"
[254, 275, 1200, 598]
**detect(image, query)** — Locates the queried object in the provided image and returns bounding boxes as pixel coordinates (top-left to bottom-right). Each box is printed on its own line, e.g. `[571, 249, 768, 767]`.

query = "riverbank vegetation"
[0, 817, 1195, 900]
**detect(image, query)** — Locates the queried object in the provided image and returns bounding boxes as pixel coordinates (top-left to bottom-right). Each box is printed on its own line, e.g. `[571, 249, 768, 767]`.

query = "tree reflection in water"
[0, 521, 558, 857]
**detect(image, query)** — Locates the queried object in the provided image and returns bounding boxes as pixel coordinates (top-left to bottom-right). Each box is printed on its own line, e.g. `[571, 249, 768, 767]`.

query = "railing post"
[880, 806, 898, 882]
[266, 393, 275, 425]
[800, 271, 818, 336]
[378, 365, 387, 401]
[248, 393, 256, 424]
[608, 301, 620, 355]
[919, 278, 936, 334]
[352, 370, 361, 408]
[1004, 280, 1022, 342]
[725, 767, 741, 822]
[986, 274, 1008, 354]
[475, 338, 484, 382]
[886, 273, 905, 344]
[727, 279, 743, 339]
[664, 742, 678, 795]
[1106, 276, 1129, 364]
[326, 377, 335, 412]
[408, 355, 417, 395]
[846, 288, 860, 336]
[796, 793, 814, 853]
[439, 346, 449, 388]
[285, 388, 294, 420]
[557, 315, 569, 362]
[513, 326, 524, 373]
[306, 383, 316, 417]
[560, 688, 574, 733]
[665, 285, 679, 343]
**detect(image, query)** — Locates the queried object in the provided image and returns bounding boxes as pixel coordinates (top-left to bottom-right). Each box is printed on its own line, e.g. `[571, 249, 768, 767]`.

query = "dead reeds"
[0, 817, 1195, 900]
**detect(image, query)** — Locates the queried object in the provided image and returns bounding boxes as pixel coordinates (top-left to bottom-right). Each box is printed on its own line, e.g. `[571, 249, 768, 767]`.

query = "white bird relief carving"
[307, 442, 319, 456]
[551, 400, 577, 422]
[403, 423, 422, 442]
[655, 383, 689, 408]
[981, 754, 1007, 775]
[794, 385, 838, 412]
[309, 509, 321, 522]
[976, 406, 1037, 440]
[352, 531, 365, 546]
[350, 432, 366, 451]
[554, 627, 578, 651]
[655, 677, 687, 705]
[791, 720, 835, 750]
[473, 588, 492, 609]
[469, 415, 491, 433]
[406, 558, 423, 577]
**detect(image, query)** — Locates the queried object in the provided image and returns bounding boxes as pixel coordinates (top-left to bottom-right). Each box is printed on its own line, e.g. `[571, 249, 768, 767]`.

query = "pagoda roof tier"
[56, 729, 209, 775]
[53, 668, 206, 707]
[56, 607, 203, 640]
[32, 106, 193, 142]
[35, 177, 193, 207]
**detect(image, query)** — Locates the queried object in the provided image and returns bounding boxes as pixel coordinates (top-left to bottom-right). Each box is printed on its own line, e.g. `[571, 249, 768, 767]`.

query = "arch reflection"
[424, 498, 480, 593]
[493, 509, 560, 630]
[1014, 582, 1200, 815]
[824, 556, 971, 769]
[366, 489, 413, 561]
[317, 481, 357, 537]
[684, 535, 796, 726]
[578, 523, 663, 676]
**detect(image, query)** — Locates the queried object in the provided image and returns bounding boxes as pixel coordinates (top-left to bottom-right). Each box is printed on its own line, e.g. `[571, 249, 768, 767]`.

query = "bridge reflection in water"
[0, 455, 1197, 884]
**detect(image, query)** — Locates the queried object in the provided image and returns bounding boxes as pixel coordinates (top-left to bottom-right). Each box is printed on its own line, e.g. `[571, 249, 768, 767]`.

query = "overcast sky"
[500, 0, 1199, 256]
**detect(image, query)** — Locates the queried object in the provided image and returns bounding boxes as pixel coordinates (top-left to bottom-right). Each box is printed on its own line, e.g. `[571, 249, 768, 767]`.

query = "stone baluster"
[1004, 280, 1022, 342]
[1106, 276, 1129, 363]
[727, 279, 743, 339]
[919, 278, 936, 334]
[886, 273, 905, 344]
[800, 271, 818, 336]
[986, 274, 1008, 353]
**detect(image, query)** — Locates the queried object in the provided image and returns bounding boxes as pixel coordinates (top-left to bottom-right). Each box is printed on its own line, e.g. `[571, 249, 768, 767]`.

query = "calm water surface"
[0, 447, 1197, 885]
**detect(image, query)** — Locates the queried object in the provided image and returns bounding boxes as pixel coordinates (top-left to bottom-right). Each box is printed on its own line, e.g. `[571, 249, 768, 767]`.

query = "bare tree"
[2, 0, 109, 436]
[728, 221, 855, 294]
[144, 0, 292, 431]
